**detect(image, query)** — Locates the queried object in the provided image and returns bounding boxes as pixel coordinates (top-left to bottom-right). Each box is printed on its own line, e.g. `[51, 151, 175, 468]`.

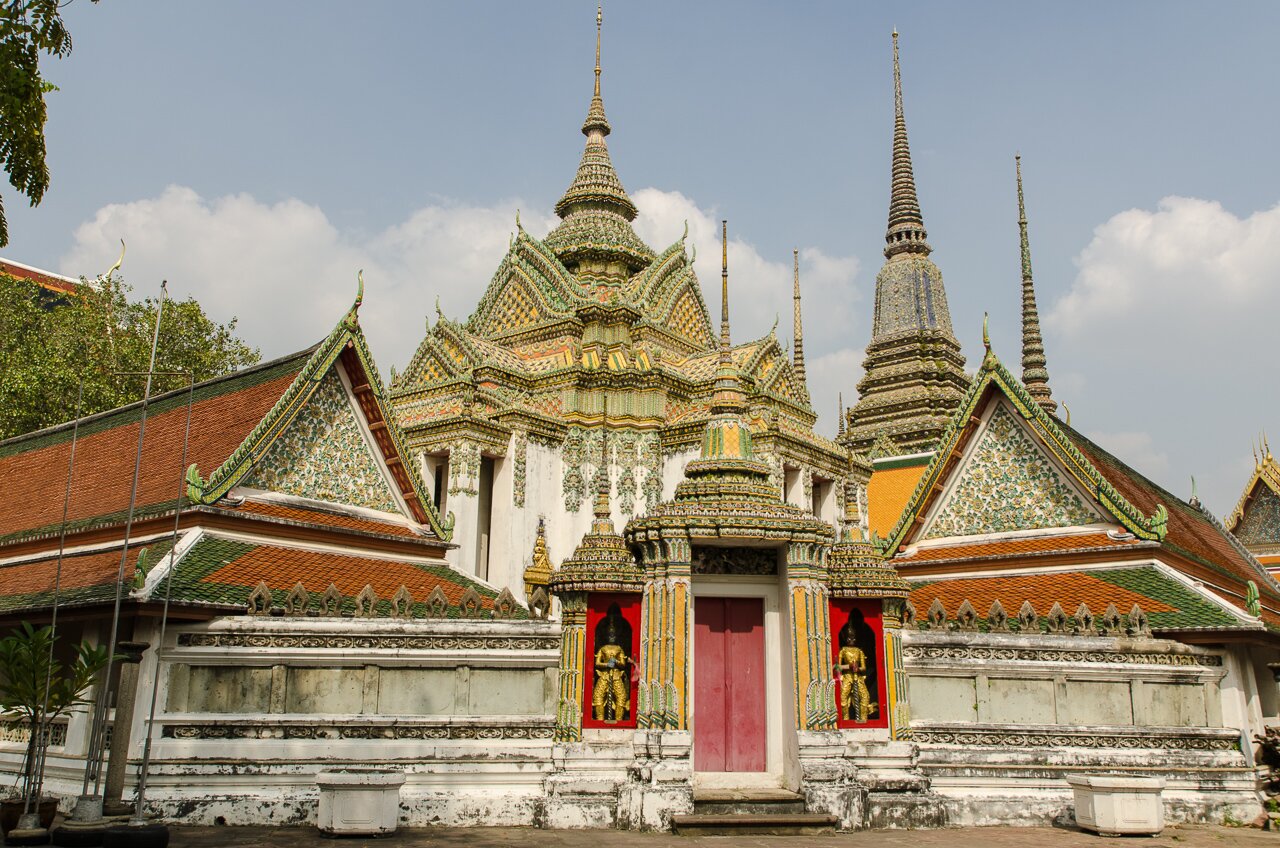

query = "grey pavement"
[165, 824, 1276, 848]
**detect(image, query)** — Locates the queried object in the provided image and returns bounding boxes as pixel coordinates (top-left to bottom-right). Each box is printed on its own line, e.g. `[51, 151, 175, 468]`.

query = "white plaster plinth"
[316, 769, 405, 836]
[1066, 775, 1165, 836]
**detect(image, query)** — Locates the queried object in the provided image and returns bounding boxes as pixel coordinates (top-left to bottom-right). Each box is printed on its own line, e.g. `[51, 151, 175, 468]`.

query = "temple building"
[0, 10, 1276, 835]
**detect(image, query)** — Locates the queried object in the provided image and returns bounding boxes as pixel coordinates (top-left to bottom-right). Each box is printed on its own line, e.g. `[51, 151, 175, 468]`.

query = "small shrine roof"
[156, 534, 508, 618]
[908, 565, 1263, 633]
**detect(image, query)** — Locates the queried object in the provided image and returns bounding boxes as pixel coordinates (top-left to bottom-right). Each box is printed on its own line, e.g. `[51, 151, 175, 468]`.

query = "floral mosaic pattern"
[1237, 485, 1280, 546]
[243, 371, 398, 513]
[923, 403, 1102, 539]
[512, 431, 528, 508]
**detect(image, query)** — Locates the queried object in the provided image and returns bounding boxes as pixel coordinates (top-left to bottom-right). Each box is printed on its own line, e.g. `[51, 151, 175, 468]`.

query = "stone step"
[692, 789, 807, 816]
[671, 813, 839, 836]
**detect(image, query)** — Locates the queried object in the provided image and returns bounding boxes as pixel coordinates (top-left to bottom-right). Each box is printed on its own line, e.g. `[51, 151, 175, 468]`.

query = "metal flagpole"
[80, 281, 168, 806]
[129, 370, 193, 827]
[16, 379, 84, 832]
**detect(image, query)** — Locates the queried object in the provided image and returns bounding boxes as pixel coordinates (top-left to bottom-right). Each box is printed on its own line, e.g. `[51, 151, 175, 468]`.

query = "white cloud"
[60, 186, 865, 437]
[1051, 196, 1280, 347]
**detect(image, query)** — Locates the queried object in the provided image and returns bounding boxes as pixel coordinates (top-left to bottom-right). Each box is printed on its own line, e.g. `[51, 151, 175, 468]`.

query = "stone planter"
[316, 769, 405, 836]
[1066, 775, 1165, 836]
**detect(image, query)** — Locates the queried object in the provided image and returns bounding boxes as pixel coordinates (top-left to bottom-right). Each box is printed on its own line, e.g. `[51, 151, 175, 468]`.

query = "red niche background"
[581, 592, 641, 730]
[829, 598, 888, 729]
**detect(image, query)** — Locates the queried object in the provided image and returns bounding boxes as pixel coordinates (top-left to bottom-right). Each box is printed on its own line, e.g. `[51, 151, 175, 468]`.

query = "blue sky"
[5, 1, 1279, 517]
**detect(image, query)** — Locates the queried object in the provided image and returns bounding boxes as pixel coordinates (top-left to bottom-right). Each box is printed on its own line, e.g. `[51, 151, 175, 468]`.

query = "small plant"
[0, 623, 113, 815]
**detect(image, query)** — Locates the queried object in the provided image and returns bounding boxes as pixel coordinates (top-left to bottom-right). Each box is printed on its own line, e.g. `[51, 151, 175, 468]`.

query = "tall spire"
[792, 248, 808, 395]
[711, 220, 746, 416]
[1016, 155, 1056, 415]
[845, 30, 967, 457]
[545, 3, 654, 273]
[838, 393, 846, 436]
[885, 30, 930, 258]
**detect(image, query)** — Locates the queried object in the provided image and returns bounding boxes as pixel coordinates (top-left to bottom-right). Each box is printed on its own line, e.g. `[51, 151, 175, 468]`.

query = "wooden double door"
[692, 596, 767, 772]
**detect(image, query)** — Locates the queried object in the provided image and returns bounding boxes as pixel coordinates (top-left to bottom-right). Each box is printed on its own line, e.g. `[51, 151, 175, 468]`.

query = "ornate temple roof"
[1226, 440, 1280, 566]
[879, 337, 1280, 631]
[544, 6, 653, 275]
[845, 31, 967, 457]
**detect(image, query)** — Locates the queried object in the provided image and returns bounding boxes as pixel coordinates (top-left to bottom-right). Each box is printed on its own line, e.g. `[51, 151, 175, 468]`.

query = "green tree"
[0, 273, 260, 440]
[0, 622, 113, 806]
[0, 0, 98, 247]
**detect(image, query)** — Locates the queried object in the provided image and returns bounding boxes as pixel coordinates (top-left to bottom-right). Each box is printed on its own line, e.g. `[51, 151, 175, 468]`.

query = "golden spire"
[792, 248, 807, 396]
[720, 220, 731, 355]
[838, 392, 846, 436]
[594, 4, 602, 98]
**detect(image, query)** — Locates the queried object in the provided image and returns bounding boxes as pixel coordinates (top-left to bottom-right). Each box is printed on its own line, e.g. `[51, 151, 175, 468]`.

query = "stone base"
[616, 730, 693, 831]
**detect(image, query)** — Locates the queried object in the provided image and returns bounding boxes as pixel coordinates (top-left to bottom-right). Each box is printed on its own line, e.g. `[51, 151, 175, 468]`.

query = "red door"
[693, 596, 766, 772]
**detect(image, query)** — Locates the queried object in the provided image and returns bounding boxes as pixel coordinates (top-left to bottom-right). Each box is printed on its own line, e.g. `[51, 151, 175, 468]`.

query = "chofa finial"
[355, 269, 364, 308]
[982, 312, 990, 352]
[101, 239, 126, 282]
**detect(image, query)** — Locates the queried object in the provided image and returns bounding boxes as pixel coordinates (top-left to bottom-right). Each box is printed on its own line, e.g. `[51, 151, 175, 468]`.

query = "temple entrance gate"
[692, 596, 766, 771]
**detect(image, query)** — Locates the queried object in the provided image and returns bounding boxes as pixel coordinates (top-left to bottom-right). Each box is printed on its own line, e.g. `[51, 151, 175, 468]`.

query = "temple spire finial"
[580, 3, 610, 137]
[592, 394, 612, 525]
[838, 393, 846, 436]
[1016, 154, 1057, 415]
[885, 30, 929, 259]
[720, 220, 731, 356]
[792, 248, 807, 396]
[594, 5, 602, 97]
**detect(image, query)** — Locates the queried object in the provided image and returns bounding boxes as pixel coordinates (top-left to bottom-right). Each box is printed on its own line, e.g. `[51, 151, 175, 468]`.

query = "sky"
[4, 1, 1279, 519]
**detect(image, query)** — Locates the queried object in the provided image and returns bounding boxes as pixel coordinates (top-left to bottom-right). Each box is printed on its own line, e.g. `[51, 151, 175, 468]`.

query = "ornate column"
[661, 535, 692, 731]
[554, 594, 587, 742]
[636, 539, 664, 730]
[788, 541, 836, 731]
[881, 598, 912, 740]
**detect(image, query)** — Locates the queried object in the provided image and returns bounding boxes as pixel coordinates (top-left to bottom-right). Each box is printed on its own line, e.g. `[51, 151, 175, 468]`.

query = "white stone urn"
[1066, 774, 1165, 836]
[316, 768, 406, 836]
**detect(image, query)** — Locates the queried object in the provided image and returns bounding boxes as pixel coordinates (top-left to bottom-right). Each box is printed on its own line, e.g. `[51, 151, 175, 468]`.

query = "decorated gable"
[241, 369, 401, 514]
[920, 401, 1104, 540]
[1236, 484, 1280, 547]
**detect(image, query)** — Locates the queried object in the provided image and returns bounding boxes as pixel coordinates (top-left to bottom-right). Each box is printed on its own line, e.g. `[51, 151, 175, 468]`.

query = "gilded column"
[636, 539, 665, 729]
[788, 541, 836, 731]
[882, 599, 912, 740]
[663, 535, 692, 730]
[555, 593, 587, 742]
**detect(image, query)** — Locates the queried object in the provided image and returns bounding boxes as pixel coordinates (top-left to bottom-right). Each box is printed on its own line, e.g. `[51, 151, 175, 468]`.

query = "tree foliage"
[0, 273, 260, 440]
[0, 0, 97, 247]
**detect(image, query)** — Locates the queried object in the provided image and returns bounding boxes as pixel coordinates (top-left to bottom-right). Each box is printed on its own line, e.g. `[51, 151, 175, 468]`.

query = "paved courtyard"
[166, 823, 1275, 848]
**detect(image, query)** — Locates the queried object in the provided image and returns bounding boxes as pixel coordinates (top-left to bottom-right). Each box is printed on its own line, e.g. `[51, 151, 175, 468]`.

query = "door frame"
[689, 574, 788, 789]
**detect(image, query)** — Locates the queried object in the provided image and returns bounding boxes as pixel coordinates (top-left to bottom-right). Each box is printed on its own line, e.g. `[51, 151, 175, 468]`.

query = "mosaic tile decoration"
[1237, 484, 1280, 547]
[923, 403, 1102, 539]
[243, 370, 399, 513]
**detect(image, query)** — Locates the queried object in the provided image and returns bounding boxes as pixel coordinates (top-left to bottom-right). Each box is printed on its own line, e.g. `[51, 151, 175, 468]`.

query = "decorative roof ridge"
[0, 345, 316, 455]
[883, 338, 1168, 557]
[1226, 443, 1280, 532]
[1016, 154, 1056, 415]
[464, 230, 580, 336]
[186, 274, 455, 542]
[1187, 491, 1280, 601]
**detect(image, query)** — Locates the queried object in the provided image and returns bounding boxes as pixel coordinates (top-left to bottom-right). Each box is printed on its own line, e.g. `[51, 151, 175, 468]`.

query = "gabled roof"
[882, 342, 1280, 623]
[885, 346, 1166, 556]
[0, 351, 310, 546]
[184, 281, 454, 541]
[1226, 447, 1280, 546]
[0, 541, 164, 614]
[0, 281, 454, 547]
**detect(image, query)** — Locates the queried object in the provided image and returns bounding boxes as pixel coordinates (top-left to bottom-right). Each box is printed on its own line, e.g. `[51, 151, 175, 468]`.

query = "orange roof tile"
[868, 462, 928, 538]
[901, 532, 1140, 564]
[910, 571, 1174, 619]
[0, 544, 155, 611]
[0, 355, 307, 544]
[224, 500, 423, 539]
[203, 546, 486, 607]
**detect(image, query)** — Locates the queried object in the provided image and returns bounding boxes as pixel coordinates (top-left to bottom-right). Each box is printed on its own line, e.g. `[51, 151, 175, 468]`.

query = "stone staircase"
[670, 789, 838, 836]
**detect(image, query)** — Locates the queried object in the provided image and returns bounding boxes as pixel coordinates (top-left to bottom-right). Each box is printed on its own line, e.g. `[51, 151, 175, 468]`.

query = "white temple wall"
[901, 629, 1259, 826]
[94, 615, 563, 826]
